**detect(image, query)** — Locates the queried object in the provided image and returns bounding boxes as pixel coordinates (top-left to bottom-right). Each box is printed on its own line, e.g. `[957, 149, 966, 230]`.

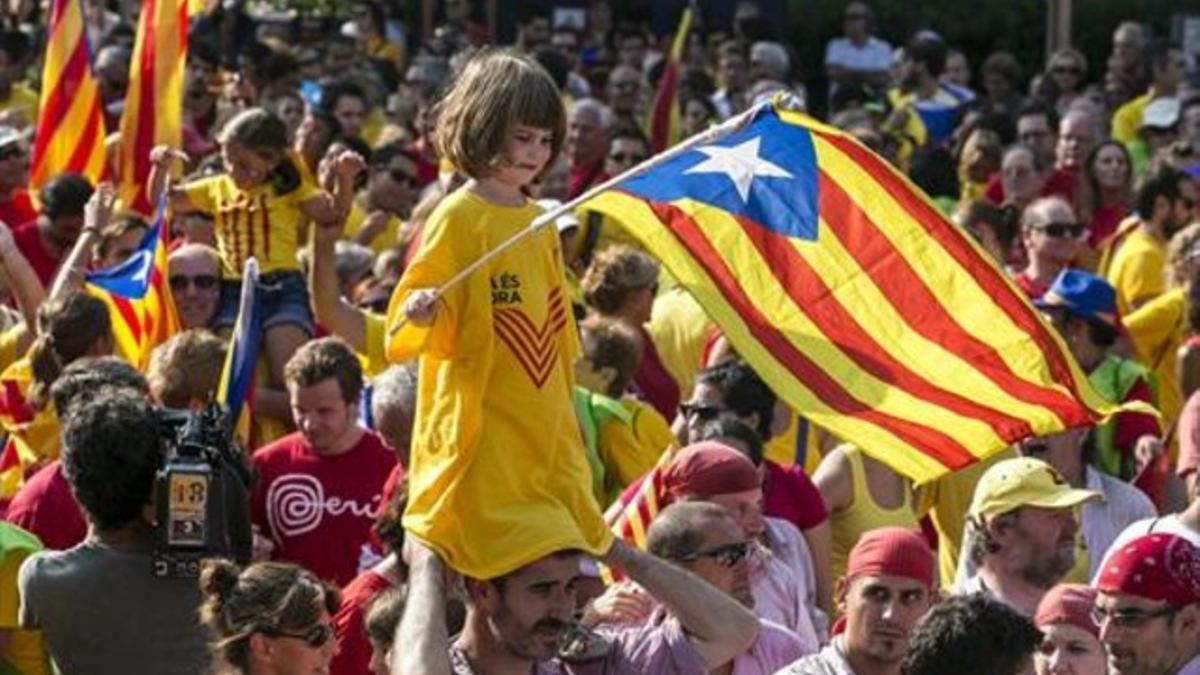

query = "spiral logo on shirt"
[265, 473, 382, 541]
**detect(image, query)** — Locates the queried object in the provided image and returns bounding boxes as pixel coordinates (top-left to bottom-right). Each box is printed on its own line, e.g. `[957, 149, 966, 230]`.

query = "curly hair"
[147, 330, 227, 408]
[1167, 222, 1200, 291]
[580, 246, 659, 316]
[901, 593, 1041, 675]
[199, 559, 340, 672]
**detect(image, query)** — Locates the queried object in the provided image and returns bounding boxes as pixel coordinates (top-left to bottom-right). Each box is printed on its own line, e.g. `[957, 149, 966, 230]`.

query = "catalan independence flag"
[586, 98, 1122, 484]
[0, 359, 60, 499]
[84, 197, 179, 370]
[117, 0, 189, 215]
[644, 6, 692, 153]
[28, 0, 108, 193]
[216, 258, 261, 438]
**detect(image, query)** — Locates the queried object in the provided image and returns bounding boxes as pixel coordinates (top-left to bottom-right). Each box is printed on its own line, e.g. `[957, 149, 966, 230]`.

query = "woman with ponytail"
[0, 291, 112, 498]
[199, 559, 340, 675]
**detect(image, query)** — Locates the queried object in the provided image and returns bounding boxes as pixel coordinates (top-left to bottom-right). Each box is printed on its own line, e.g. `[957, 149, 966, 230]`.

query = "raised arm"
[392, 540, 453, 675]
[0, 220, 45, 331]
[310, 220, 368, 352]
[603, 538, 759, 669]
[148, 145, 194, 212]
[47, 184, 114, 302]
[301, 150, 364, 226]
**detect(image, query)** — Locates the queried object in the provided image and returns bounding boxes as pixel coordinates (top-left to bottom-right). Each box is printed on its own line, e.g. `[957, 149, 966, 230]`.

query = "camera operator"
[16, 389, 211, 675]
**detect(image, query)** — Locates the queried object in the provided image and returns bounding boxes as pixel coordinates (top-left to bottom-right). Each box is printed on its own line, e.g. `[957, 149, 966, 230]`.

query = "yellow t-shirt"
[1112, 93, 1151, 147]
[1104, 225, 1166, 315]
[361, 311, 388, 377]
[646, 288, 713, 399]
[183, 170, 320, 278]
[0, 84, 38, 127]
[386, 188, 612, 578]
[1125, 287, 1187, 429]
[596, 398, 674, 498]
[344, 202, 402, 256]
[0, 523, 48, 675]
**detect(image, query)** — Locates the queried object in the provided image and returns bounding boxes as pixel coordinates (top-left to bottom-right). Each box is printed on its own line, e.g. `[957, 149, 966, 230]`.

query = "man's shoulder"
[253, 431, 311, 462]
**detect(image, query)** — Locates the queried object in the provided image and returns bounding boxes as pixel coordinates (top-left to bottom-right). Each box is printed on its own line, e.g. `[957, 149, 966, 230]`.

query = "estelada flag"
[84, 196, 179, 370]
[585, 98, 1125, 484]
[215, 258, 261, 446]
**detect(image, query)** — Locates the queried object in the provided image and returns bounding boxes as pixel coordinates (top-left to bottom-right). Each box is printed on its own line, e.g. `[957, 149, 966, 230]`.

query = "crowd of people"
[1, 0, 1200, 674]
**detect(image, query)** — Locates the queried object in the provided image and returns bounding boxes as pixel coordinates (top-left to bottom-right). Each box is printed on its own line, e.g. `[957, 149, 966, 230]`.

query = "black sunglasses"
[264, 622, 335, 649]
[1032, 222, 1086, 239]
[0, 145, 24, 161]
[678, 541, 752, 568]
[169, 274, 219, 292]
[609, 152, 647, 164]
[679, 402, 725, 422]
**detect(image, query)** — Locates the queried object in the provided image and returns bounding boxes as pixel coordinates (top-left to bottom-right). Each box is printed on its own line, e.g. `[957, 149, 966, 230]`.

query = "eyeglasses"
[679, 402, 725, 422]
[263, 622, 336, 649]
[609, 152, 647, 164]
[677, 541, 752, 568]
[1091, 604, 1178, 629]
[169, 274, 219, 292]
[1032, 222, 1087, 239]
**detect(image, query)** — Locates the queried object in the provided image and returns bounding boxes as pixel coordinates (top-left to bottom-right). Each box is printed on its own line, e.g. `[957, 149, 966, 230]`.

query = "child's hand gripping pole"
[387, 98, 774, 336]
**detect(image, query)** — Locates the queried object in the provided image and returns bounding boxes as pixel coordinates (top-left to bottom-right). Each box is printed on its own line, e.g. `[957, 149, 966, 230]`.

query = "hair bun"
[199, 558, 241, 603]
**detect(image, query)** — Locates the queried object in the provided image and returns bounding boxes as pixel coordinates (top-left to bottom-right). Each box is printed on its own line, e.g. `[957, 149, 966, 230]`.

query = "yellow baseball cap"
[968, 457, 1101, 519]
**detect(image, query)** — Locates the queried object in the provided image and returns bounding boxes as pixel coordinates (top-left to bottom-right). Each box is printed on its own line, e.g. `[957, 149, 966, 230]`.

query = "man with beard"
[777, 527, 935, 675]
[12, 173, 92, 288]
[955, 457, 1100, 616]
[1100, 167, 1196, 313]
[1094, 533, 1200, 675]
[396, 535, 761, 674]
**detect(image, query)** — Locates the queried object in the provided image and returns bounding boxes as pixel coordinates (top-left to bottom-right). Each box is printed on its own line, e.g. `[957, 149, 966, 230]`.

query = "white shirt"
[824, 36, 892, 74]
[1081, 466, 1157, 578]
[774, 635, 858, 675]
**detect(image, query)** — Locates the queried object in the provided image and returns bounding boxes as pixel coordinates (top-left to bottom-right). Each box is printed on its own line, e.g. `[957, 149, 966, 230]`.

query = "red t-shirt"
[251, 430, 396, 586]
[1089, 203, 1131, 249]
[568, 162, 607, 199]
[762, 460, 829, 532]
[11, 222, 63, 288]
[1012, 271, 1051, 300]
[984, 168, 1079, 206]
[331, 568, 395, 675]
[0, 190, 36, 228]
[632, 328, 681, 421]
[4, 460, 87, 551]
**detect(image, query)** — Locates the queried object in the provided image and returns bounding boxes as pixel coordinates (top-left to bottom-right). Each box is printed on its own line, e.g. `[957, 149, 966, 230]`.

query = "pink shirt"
[733, 621, 807, 674]
[751, 518, 826, 653]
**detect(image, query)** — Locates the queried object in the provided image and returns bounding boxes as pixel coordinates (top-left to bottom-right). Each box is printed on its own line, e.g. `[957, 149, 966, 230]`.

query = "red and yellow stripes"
[29, 0, 108, 193]
[117, 0, 188, 215]
[644, 7, 691, 153]
[587, 106, 1117, 484]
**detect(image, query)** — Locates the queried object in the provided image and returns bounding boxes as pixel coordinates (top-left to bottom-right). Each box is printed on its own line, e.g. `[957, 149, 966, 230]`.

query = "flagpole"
[388, 101, 767, 336]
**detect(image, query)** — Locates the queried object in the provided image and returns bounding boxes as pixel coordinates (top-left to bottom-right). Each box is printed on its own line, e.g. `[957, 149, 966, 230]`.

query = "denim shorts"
[214, 269, 314, 335]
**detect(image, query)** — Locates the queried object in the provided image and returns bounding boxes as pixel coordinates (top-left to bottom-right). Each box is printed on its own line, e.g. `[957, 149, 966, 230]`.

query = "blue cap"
[1033, 269, 1118, 327]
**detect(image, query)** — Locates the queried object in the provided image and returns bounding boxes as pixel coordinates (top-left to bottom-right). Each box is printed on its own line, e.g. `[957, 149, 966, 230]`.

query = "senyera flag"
[644, 5, 691, 153]
[216, 257, 262, 445]
[28, 0, 108, 193]
[117, 0, 189, 215]
[585, 97, 1125, 485]
[84, 195, 179, 370]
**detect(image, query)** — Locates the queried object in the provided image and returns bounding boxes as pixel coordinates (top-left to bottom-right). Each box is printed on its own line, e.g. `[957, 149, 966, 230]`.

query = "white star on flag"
[684, 136, 793, 203]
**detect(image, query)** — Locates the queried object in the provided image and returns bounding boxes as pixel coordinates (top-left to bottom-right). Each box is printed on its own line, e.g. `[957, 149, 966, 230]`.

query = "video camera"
[151, 405, 253, 578]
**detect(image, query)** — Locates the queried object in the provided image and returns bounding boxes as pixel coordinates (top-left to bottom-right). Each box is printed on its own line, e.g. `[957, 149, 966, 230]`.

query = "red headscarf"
[661, 441, 760, 505]
[1035, 584, 1099, 637]
[1095, 533, 1200, 606]
[844, 526, 934, 587]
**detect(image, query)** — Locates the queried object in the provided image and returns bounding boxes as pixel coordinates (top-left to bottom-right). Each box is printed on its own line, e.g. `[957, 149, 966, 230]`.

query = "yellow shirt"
[1125, 287, 1187, 429]
[596, 398, 674, 499]
[1112, 93, 1151, 146]
[386, 188, 612, 578]
[829, 445, 920, 584]
[646, 288, 713, 399]
[183, 169, 321, 278]
[0, 523, 48, 675]
[344, 202, 402, 256]
[362, 310, 388, 377]
[0, 84, 38, 127]
[1104, 225, 1166, 315]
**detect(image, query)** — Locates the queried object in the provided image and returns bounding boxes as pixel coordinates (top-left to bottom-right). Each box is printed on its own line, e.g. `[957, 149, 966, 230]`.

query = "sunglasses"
[678, 541, 752, 568]
[169, 274, 219, 292]
[609, 152, 647, 164]
[1032, 222, 1086, 239]
[265, 622, 336, 649]
[0, 145, 25, 161]
[679, 402, 725, 422]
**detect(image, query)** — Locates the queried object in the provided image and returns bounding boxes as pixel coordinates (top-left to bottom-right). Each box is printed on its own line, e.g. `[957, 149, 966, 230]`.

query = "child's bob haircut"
[433, 48, 566, 181]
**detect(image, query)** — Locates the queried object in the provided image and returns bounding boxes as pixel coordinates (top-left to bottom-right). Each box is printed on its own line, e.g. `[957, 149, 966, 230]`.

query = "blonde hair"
[581, 246, 660, 315]
[146, 330, 227, 408]
[1167, 222, 1200, 290]
[432, 48, 566, 181]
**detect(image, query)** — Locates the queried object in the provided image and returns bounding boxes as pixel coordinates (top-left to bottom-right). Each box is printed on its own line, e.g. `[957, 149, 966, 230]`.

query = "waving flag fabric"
[117, 0, 189, 215]
[84, 197, 179, 369]
[585, 99, 1121, 484]
[29, 0, 108, 192]
[644, 6, 692, 153]
[216, 258, 261, 440]
[0, 360, 59, 499]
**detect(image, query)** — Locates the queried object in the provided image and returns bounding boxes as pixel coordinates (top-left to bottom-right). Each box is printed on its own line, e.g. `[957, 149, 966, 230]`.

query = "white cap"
[1142, 97, 1181, 129]
[537, 199, 582, 233]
